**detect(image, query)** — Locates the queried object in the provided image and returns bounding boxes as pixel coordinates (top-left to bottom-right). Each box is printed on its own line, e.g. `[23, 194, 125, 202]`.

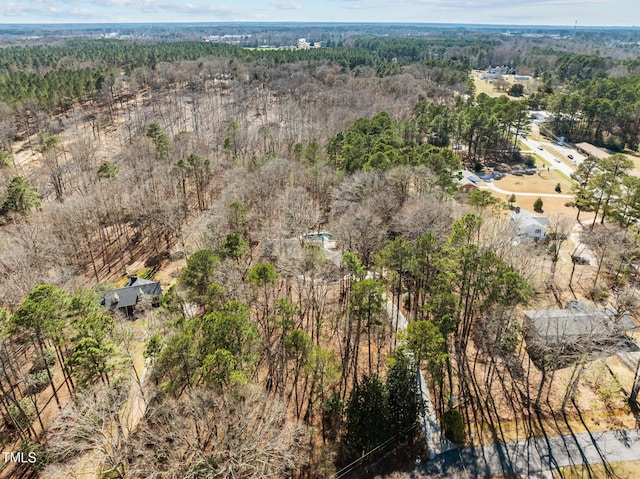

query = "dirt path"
[45, 351, 150, 479]
[121, 361, 150, 437]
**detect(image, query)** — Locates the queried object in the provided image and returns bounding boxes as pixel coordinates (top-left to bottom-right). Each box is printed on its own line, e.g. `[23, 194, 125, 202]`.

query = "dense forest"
[0, 25, 639, 479]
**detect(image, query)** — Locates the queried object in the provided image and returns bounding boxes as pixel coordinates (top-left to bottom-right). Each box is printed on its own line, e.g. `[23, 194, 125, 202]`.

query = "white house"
[510, 207, 548, 241]
[480, 72, 502, 80]
[298, 38, 321, 49]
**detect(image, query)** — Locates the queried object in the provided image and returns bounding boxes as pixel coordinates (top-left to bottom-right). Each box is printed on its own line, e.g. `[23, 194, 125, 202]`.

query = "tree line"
[547, 75, 640, 151]
[0, 37, 476, 112]
[572, 153, 638, 228]
[327, 94, 531, 175]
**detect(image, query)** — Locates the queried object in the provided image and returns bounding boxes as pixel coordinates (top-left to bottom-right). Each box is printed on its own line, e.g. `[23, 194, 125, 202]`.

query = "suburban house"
[455, 169, 480, 193]
[523, 301, 637, 370]
[480, 72, 502, 80]
[576, 142, 609, 160]
[298, 38, 321, 49]
[101, 275, 162, 317]
[510, 207, 548, 241]
[480, 65, 515, 80]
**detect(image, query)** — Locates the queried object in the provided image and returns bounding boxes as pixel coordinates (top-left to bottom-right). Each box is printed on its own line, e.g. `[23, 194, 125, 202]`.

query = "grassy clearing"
[472, 72, 508, 98]
[553, 461, 640, 479]
[533, 153, 550, 166]
[495, 169, 573, 195]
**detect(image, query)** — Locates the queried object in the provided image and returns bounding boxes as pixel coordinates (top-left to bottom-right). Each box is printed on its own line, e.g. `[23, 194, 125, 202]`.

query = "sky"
[0, 0, 638, 26]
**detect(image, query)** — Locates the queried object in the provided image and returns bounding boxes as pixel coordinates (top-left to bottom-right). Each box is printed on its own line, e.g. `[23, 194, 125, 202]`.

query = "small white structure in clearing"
[510, 207, 548, 241]
[302, 232, 336, 249]
[298, 38, 321, 49]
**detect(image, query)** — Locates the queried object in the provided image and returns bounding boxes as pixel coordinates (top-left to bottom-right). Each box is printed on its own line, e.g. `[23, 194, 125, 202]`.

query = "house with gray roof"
[101, 275, 162, 318]
[455, 169, 480, 193]
[510, 207, 548, 241]
[523, 301, 637, 369]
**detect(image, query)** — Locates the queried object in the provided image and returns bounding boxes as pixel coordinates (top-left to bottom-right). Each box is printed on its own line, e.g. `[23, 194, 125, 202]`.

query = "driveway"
[385, 298, 456, 456]
[568, 221, 598, 265]
[480, 181, 574, 199]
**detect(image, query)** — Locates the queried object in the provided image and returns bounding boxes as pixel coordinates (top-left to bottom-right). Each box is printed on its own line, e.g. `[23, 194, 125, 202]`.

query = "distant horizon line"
[0, 21, 638, 29]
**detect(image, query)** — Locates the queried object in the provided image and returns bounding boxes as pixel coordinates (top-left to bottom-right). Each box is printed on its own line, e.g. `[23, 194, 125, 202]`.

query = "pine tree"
[386, 351, 420, 442]
[1, 176, 41, 215]
[533, 197, 543, 212]
[343, 375, 389, 457]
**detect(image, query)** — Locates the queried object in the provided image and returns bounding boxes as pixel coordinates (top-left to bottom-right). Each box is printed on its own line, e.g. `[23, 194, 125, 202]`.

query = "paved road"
[421, 428, 640, 478]
[521, 137, 577, 178]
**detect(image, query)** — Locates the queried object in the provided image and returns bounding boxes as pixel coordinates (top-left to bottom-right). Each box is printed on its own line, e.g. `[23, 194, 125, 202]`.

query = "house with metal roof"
[575, 142, 609, 160]
[523, 301, 637, 369]
[101, 275, 162, 317]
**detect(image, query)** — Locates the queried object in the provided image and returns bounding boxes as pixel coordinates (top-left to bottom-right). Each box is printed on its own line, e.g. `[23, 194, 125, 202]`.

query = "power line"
[332, 422, 420, 479]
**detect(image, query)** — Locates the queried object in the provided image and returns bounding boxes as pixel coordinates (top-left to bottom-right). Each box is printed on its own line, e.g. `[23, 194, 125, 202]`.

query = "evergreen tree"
[96, 161, 118, 180]
[343, 375, 389, 457]
[1, 176, 41, 215]
[146, 122, 170, 160]
[68, 288, 120, 387]
[533, 197, 543, 212]
[218, 233, 249, 263]
[467, 189, 500, 209]
[386, 351, 420, 442]
[179, 249, 220, 303]
[11, 284, 69, 407]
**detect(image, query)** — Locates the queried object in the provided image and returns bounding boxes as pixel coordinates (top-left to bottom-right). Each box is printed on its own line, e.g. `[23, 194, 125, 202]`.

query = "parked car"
[567, 154, 574, 159]
[537, 145, 544, 150]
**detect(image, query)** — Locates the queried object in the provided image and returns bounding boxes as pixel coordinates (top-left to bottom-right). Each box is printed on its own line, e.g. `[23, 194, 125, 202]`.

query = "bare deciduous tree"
[544, 214, 573, 280]
[581, 224, 630, 291]
[44, 383, 132, 479]
[128, 385, 309, 478]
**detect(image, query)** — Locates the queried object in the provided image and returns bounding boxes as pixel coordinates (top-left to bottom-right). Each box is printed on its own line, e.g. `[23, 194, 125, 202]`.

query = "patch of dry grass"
[553, 461, 640, 479]
[490, 170, 575, 215]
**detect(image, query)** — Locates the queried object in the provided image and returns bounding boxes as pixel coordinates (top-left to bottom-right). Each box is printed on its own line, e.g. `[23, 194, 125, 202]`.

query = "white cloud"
[408, 0, 601, 8]
[1, 1, 59, 16]
[0, 0, 632, 25]
[270, 0, 301, 9]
